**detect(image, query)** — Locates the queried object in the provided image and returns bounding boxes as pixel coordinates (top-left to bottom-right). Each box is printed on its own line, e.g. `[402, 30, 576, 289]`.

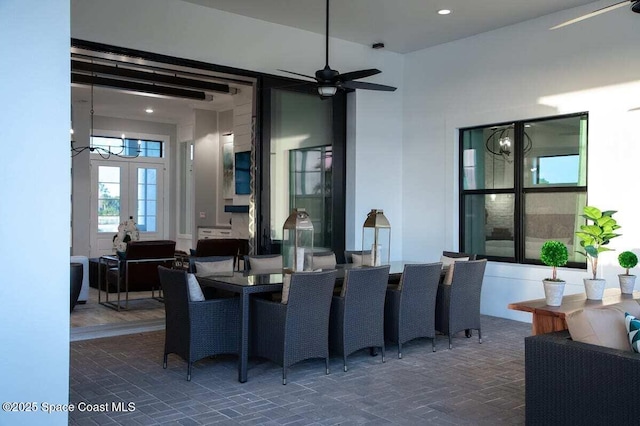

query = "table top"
[508, 288, 640, 318]
[198, 260, 430, 288]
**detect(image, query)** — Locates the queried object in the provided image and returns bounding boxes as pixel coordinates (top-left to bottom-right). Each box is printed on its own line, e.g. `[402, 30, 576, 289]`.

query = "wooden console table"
[508, 288, 640, 335]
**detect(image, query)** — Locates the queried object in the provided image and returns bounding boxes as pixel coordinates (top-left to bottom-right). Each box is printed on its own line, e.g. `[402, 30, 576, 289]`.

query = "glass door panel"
[91, 160, 165, 257]
[269, 89, 333, 252]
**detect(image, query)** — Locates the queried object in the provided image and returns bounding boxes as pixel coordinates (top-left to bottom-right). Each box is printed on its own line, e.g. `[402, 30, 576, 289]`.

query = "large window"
[460, 113, 588, 266]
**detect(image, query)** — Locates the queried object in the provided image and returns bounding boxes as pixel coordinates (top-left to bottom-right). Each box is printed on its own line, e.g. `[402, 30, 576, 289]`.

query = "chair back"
[194, 238, 249, 270]
[341, 266, 390, 326]
[284, 270, 337, 337]
[158, 266, 190, 345]
[244, 254, 283, 272]
[118, 240, 176, 291]
[399, 263, 442, 317]
[449, 259, 487, 320]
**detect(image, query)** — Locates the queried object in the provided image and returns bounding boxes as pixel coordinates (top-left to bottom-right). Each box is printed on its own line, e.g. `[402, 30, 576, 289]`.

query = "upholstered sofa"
[106, 240, 176, 293]
[525, 300, 640, 425]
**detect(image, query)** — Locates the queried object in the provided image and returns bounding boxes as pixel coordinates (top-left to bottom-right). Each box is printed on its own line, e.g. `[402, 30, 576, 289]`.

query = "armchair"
[102, 240, 176, 310]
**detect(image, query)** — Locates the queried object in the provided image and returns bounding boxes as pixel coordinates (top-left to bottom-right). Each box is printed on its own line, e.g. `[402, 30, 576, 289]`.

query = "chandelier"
[485, 125, 532, 163]
[71, 78, 141, 159]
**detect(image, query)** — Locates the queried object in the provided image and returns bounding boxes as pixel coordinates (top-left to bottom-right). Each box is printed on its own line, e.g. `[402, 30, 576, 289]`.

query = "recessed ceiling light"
[438, 9, 451, 15]
[145, 108, 154, 113]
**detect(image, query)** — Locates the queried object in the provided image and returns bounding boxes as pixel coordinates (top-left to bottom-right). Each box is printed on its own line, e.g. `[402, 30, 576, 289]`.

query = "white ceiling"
[72, 0, 606, 125]
[182, 0, 598, 54]
[71, 85, 239, 125]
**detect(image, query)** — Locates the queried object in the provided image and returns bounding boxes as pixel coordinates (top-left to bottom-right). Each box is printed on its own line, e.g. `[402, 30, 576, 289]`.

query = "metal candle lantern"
[362, 209, 391, 266]
[282, 208, 314, 272]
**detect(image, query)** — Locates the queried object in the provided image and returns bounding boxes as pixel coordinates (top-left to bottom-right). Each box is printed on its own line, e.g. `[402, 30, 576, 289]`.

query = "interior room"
[4, 0, 640, 424]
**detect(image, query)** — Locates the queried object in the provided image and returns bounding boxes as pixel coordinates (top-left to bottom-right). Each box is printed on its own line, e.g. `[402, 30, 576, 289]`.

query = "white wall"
[71, 0, 405, 258]
[0, 1, 70, 425]
[402, 0, 640, 321]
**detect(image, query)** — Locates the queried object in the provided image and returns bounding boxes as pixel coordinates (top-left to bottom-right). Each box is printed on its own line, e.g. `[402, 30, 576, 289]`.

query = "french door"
[90, 159, 166, 257]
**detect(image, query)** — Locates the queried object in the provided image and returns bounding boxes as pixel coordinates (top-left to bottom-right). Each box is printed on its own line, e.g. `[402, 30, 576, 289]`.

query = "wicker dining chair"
[250, 270, 337, 385]
[158, 266, 240, 381]
[435, 259, 487, 349]
[384, 263, 442, 358]
[329, 265, 390, 371]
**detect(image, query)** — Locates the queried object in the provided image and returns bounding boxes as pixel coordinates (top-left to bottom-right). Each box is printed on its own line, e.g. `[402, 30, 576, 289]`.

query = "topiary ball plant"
[541, 240, 569, 281]
[618, 251, 638, 276]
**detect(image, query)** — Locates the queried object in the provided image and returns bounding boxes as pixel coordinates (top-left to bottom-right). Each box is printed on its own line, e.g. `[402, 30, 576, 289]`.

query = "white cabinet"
[197, 227, 233, 240]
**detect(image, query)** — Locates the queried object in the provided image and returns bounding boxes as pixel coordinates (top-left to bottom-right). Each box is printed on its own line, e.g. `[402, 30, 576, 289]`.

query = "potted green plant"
[540, 240, 569, 306]
[575, 206, 622, 300]
[618, 251, 638, 294]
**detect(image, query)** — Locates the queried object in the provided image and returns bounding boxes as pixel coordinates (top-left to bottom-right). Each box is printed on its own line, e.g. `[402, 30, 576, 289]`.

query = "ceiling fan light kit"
[280, 0, 396, 97]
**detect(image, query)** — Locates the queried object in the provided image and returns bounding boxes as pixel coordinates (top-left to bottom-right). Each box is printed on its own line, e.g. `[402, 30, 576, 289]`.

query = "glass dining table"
[197, 260, 418, 383]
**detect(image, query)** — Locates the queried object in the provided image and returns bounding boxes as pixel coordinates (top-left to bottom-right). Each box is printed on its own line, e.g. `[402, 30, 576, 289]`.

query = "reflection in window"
[460, 113, 588, 266]
[464, 194, 515, 258]
[290, 146, 332, 248]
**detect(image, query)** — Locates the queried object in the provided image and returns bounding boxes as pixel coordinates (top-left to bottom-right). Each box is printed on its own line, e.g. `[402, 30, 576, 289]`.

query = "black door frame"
[71, 39, 347, 260]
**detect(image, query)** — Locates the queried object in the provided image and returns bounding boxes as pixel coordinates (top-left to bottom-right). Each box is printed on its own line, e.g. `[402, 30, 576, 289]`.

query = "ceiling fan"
[551, 0, 640, 29]
[279, 0, 396, 97]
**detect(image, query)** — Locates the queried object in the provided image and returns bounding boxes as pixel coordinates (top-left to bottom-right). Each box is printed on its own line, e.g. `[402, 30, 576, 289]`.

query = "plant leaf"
[583, 206, 602, 220]
[585, 246, 598, 257]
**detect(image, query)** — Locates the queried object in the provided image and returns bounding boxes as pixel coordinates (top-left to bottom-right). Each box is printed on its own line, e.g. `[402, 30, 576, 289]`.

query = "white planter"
[584, 278, 606, 300]
[619, 274, 637, 294]
[543, 280, 565, 306]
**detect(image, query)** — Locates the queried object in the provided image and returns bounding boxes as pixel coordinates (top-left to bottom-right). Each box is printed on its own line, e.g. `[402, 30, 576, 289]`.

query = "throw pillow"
[565, 302, 640, 351]
[249, 255, 283, 272]
[352, 253, 372, 267]
[281, 273, 292, 304]
[443, 263, 456, 285]
[194, 259, 234, 277]
[440, 255, 469, 268]
[625, 312, 640, 353]
[308, 252, 337, 270]
[186, 273, 205, 302]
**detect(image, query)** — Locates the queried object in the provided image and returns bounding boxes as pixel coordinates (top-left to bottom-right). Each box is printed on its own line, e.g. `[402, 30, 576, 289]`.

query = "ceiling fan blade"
[342, 80, 397, 92]
[550, 1, 628, 29]
[336, 69, 381, 82]
[278, 69, 317, 81]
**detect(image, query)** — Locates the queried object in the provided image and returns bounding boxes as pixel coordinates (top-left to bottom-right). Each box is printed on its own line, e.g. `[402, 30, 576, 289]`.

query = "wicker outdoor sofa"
[525, 330, 640, 425]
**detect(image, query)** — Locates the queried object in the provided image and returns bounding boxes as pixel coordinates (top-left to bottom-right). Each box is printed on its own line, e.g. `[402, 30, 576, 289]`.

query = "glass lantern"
[362, 209, 391, 266]
[282, 208, 314, 272]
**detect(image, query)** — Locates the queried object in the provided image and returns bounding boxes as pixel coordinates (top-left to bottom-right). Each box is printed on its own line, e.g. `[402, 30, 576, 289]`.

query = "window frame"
[458, 112, 588, 268]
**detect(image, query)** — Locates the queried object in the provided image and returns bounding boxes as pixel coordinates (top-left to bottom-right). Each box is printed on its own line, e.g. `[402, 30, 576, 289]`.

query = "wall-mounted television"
[234, 151, 251, 195]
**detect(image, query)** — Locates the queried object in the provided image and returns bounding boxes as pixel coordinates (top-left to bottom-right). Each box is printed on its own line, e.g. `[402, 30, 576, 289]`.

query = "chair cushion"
[249, 256, 282, 272]
[566, 301, 640, 351]
[194, 259, 234, 277]
[307, 253, 337, 270]
[625, 312, 640, 353]
[351, 253, 372, 267]
[186, 273, 205, 302]
[440, 255, 469, 268]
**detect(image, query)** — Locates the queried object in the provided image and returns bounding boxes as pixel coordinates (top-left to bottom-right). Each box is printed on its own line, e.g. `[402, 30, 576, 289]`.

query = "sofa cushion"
[186, 273, 205, 302]
[625, 312, 640, 353]
[566, 300, 640, 351]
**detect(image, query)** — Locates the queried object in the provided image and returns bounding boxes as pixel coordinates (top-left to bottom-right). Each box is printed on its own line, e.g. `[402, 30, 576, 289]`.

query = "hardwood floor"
[70, 288, 165, 341]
